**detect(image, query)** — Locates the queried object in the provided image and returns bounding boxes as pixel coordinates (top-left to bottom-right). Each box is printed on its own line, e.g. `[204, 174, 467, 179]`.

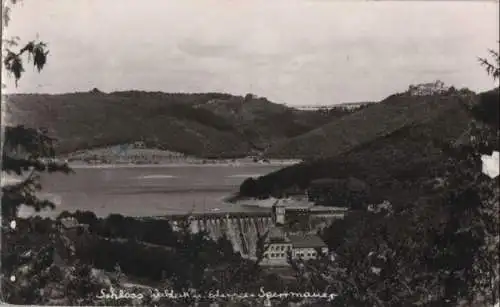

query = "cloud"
[3, 0, 498, 105]
[177, 40, 238, 59]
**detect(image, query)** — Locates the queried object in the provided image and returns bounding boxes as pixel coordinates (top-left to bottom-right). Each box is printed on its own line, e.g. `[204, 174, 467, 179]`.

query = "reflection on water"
[35, 165, 283, 218]
[136, 174, 177, 179]
[226, 174, 264, 178]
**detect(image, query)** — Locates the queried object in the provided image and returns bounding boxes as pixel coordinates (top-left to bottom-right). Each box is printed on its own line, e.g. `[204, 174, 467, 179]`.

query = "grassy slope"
[5, 91, 346, 158]
[243, 92, 478, 204]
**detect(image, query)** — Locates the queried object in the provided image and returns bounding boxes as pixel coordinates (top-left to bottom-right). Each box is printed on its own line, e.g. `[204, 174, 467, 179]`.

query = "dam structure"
[157, 203, 348, 259]
[166, 211, 274, 258]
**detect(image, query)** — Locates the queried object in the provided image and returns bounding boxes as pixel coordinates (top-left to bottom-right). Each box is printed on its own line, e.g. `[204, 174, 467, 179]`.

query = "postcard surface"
[1, 0, 499, 306]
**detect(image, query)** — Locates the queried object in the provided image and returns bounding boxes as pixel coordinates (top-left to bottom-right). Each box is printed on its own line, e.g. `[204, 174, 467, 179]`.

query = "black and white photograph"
[1, 0, 499, 306]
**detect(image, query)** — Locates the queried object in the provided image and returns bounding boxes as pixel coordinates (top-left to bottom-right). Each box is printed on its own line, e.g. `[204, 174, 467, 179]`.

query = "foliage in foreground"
[296, 93, 500, 306]
[2, 3, 498, 303]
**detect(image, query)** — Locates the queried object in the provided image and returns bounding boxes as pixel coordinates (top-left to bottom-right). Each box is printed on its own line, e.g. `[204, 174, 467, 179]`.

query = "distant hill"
[4, 90, 357, 158]
[290, 101, 376, 111]
[264, 90, 475, 159]
[240, 89, 491, 206]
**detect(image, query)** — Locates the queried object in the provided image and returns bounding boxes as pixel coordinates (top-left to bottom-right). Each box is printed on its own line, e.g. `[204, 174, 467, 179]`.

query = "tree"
[244, 93, 256, 102]
[283, 48, 500, 306]
[2, 126, 72, 218]
[1, 1, 104, 304]
[2, 0, 70, 221]
[239, 177, 257, 197]
[478, 43, 500, 81]
[2, 0, 49, 87]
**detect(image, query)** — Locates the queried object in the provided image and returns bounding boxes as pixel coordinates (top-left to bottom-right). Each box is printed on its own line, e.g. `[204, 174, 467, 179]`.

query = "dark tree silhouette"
[478, 44, 500, 81]
[2, 0, 71, 221]
[282, 49, 500, 306]
[1, 1, 104, 304]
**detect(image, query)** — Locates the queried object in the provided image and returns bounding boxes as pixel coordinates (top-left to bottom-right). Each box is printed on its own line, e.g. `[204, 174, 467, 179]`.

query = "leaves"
[1, 218, 111, 305]
[478, 45, 500, 81]
[33, 42, 49, 71]
[3, 51, 24, 85]
[3, 0, 48, 85]
[2, 126, 73, 220]
[283, 63, 500, 305]
[2, 0, 22, 27]
[3, 41, 49, 86]
[2, 36, 20, 48]
[0, 2, 96, 305]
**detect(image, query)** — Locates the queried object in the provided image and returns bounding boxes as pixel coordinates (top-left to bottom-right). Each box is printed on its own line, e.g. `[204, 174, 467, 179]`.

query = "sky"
[2, 0, 499, 106]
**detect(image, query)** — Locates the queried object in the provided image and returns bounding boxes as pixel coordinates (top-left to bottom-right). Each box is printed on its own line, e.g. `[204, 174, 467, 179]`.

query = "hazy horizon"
[2, 0, 499, 105]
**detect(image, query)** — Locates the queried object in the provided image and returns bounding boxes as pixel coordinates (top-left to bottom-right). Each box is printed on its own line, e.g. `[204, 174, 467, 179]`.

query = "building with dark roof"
[288, 234, 328, 260]
[260, 202, 330, 266]
[288, 234, 327, 249]
[262, 225, 293, 266]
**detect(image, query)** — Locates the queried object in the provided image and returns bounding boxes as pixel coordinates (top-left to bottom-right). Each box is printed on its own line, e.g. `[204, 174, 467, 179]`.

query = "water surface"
[25, 164, 284, 218]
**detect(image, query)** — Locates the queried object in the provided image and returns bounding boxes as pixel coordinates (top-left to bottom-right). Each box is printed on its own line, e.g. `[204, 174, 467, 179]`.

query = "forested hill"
[264, 89, 477, 159]
[4, 90, 358, 158]
[240, 89, 497, 206]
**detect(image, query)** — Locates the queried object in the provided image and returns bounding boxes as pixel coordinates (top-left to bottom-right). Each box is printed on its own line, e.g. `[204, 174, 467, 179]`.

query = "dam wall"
[163, 212, 274, 258]
[158, 208, 346, 258]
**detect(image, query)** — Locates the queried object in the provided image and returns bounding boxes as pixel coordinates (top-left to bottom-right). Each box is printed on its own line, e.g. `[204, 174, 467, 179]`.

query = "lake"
[23, 164, 285, 218]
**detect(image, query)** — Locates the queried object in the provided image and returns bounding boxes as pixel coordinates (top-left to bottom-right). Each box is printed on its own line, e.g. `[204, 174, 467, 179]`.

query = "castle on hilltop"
[408, 80, 449, 96]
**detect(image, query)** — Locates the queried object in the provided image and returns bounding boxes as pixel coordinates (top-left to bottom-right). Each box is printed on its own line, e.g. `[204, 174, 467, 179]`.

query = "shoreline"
[230, 196, 313, 209]
[67, 160, 301, 169]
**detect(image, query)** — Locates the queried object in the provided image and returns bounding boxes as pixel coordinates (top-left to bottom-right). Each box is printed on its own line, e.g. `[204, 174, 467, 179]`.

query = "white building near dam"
[164, 198, 346, 265]
[260, 201, 331, 266]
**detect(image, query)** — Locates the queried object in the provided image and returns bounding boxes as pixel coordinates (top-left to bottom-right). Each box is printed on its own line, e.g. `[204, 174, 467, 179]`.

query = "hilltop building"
[408, 80, 449, 96]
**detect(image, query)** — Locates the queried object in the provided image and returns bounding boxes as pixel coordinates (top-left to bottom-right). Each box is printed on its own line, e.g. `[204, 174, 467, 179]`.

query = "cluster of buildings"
[57, 200, 343, 268]
[260, 200, 343, 266]
[262, 229, 329, 266]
